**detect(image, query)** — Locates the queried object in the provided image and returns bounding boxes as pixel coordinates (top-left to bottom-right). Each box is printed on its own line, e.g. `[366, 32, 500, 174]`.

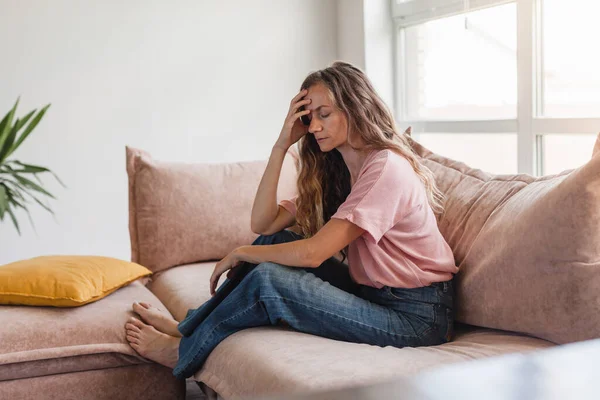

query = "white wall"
[337, 0, 396, 111]
[337, 0, 366, 69]
[363, 0, 395, 112]
[0, 0, 338, 264]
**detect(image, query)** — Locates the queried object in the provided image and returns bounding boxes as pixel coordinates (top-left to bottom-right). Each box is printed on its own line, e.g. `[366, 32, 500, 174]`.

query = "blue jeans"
[173, 230, 454, 380]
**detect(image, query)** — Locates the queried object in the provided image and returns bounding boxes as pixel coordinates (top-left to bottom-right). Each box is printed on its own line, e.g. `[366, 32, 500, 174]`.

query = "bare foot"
[132, 301, 182, 338]
[125, 317, 180, 369]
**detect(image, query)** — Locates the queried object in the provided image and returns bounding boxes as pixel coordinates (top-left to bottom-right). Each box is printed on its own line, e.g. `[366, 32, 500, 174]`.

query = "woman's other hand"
[274, 88, 312, 150]
[210, 249, 243, 296]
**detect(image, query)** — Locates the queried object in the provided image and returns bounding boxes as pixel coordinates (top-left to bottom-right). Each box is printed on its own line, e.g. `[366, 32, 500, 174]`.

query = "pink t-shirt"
[278, 149, 458, 289]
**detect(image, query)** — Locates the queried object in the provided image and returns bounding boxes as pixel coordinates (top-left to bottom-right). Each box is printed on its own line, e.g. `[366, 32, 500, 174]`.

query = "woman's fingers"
[210, 268, 220, 295]
[290, 88, 308, 105]
[211, 275, 220, 295]
[293, 108, 311, 119]
[289, 98, 311, 119]
[294, 98, 312, 110]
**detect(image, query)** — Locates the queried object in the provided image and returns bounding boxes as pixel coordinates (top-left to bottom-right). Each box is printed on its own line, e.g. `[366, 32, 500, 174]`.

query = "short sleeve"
[279, 195, 298, 217]
[331, 151, 422, 244]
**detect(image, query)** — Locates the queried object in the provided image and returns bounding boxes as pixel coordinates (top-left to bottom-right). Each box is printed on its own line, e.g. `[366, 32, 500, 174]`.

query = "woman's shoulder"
[365, 148, 413, 173]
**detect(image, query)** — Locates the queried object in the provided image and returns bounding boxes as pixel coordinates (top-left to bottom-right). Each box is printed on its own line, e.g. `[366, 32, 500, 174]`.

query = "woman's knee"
[250, 262, 283, 278]
[247, 262, 299, 289]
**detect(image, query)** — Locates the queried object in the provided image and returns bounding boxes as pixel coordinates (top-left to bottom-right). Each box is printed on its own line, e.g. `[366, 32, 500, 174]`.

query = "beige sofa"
[1, 133, 598, 400]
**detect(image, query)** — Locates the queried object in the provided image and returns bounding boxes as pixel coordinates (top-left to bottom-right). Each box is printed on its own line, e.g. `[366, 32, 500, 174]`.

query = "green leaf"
[13, 174, 55, 199]
[0, 111, 10, 146]
[2, 178, 54, 215]
[15, 161, 66, 188]
[0, 165, 18, 177]
[25, 189, 54, 215]
[7, 191, 36, 233]
[12, 109, 35, 133]
[0, 119, 19, 162]
[2, 161, 66, 188]
[1, 109, 35, 160]
[0, 98, 19, 155]
[5, 186, 27, 205]
[0, 184, 7, 219]
[6, 204, 21, 235]
[6, 189, 25, 209]
[1, 110, 36, 161]
[2, 104, 50, 162]
[7, 161, 48, 173]
[33, 173, 42, 185]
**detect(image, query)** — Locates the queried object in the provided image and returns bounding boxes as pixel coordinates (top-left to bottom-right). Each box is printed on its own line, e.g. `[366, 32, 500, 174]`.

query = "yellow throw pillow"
[0, 255, 153, 307]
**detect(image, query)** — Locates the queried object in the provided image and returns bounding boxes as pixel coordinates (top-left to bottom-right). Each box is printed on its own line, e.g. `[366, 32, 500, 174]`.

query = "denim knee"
[249, 262, 283, 279]
[246, 262, 295, 292]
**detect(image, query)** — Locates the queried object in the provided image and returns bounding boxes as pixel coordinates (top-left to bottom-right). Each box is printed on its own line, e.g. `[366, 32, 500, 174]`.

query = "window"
[404, 4, 517, 120]
[542, 134, 597, 175]
[542, 0, 600, 118]
[392, 0, 600, 176]
[418, 133, 518, 174]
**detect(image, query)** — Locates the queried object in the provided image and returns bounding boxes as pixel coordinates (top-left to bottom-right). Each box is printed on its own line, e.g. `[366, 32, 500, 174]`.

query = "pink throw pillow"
[126, 147, 299, 273]
[408, 132, 600, 344]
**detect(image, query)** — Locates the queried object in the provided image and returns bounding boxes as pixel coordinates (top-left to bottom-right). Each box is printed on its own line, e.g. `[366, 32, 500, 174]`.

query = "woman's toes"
[125, 322, 140, 332]
[126, 329, 140, 338]
[132, 302, 146, 316]
[129, 317, 145, 329]
[139, 302, 152, 309]
[126, 334, 139, 343]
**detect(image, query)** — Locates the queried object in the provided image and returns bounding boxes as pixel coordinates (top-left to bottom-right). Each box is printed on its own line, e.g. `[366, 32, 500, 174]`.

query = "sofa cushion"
[0, 255, 152, 307]
[0, 363, 185, 400]
[407, 133, 600, 344]
[0, 280, 178, 383]
[146, 261, 220, 321]
[193, 324, 554, 399]
[146, 260, 555, 398]
[126, 146, 299, 273]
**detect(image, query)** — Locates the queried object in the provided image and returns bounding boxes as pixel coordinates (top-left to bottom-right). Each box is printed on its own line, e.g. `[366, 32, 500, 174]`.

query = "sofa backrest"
[408, 133, 600, 345]
[126, 146, 299, 273]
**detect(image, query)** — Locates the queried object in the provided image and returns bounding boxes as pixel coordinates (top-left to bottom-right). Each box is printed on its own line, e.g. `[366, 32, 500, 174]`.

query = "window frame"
[391, 0, 600, 175]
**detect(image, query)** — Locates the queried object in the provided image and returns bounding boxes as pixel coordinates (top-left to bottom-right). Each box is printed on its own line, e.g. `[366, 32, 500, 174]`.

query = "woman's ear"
[592, 132, 600, 159]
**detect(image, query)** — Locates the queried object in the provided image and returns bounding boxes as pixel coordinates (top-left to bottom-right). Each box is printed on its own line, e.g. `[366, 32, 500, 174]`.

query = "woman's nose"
[309, 120, 321, 133]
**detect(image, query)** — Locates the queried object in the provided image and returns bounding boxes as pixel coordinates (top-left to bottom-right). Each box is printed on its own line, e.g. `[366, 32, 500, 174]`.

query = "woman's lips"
[317, 137, 327, 142]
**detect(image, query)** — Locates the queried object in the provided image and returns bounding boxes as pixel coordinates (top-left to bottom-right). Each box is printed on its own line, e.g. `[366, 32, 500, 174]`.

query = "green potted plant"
[0, 98, 65, 234]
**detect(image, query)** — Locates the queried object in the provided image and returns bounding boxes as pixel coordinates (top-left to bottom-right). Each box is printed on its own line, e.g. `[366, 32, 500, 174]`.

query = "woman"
[124, 61, 458, 380]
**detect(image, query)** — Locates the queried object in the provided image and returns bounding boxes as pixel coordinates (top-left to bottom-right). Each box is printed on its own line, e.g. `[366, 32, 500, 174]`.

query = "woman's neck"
[337, 145, 373, 187]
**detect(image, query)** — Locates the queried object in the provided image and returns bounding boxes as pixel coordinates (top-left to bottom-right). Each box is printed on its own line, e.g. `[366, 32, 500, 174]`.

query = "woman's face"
[304, 83, 355, 152]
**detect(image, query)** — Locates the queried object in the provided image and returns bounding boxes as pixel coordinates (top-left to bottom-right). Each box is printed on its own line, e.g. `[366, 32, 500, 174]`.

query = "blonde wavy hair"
[294, 61, 445, 261]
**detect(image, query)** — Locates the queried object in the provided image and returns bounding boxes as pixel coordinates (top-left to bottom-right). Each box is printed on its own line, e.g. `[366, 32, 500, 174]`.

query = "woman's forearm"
[250, 146, 288, 234]
[235, 240, 317, 269]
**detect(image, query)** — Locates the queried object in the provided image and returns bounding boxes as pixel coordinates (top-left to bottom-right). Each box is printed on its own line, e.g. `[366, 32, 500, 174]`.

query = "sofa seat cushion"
[0, 280, 179, 384]
[146, 261, 555, 399]
[146, 261, 219, 322]
[195, 324, 554, 399]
